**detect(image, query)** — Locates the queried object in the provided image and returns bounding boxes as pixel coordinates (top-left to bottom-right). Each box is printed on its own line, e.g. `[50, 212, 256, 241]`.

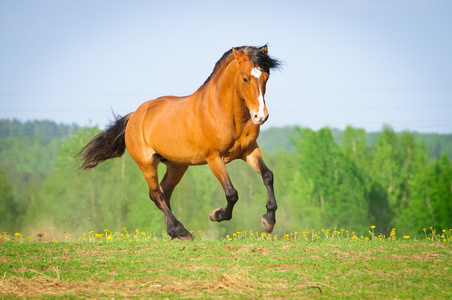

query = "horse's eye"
[242, 78, 249, 83]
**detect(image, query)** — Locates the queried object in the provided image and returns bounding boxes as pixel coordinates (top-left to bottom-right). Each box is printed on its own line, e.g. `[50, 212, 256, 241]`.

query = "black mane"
[203, 45, 281, 85]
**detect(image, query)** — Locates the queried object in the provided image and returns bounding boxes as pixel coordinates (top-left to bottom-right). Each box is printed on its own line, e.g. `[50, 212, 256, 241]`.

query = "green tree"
[430, 154, 452, 230]
[394, 136, 431, 234]
[0, 167, 17, 232]
[288, 127, 368, 233]
[370, 125, 409, 231]
[341, 126, 390, 232]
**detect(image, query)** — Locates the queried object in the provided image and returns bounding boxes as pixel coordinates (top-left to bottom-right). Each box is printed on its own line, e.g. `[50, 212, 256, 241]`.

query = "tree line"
[0, 120, 451, 237]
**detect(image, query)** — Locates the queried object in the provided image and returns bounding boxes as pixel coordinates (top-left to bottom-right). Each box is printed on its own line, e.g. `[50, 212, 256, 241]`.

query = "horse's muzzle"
[252, 112, 269, 125]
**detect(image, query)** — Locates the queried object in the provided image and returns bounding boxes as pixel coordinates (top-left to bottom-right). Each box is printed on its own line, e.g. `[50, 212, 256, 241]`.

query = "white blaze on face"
[250, 67, 266, 124]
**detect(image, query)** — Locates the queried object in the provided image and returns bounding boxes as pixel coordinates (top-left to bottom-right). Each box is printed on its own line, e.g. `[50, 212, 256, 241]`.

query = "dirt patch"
[389, 253, 440, 261]
[0, 270, 322, 298]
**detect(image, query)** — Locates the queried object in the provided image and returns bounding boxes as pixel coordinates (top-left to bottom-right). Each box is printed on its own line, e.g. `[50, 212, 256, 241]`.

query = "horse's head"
[233, 46, 272, 125]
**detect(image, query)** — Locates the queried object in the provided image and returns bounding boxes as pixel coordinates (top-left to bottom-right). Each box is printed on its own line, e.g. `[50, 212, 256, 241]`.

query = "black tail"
[77, 113, 132, 170]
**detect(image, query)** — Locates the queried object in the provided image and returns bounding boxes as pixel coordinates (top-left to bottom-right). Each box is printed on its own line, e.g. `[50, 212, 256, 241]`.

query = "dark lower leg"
[261, 169, 277, 233]
[242, 146, 278, 233]
[149, 189, 192, 240]
[207, 156, 239, 223]
[209, 186, 238, 222]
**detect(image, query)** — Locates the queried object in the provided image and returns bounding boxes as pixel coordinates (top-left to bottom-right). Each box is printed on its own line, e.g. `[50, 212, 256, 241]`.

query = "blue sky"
[1, 1, 451, 133]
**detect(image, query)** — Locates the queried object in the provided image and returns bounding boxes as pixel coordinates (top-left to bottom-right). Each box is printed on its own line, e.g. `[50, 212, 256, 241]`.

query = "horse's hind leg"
[160, 163, 188, 210]
[140, 158, 192, 241]
[207, 155, 238, 222]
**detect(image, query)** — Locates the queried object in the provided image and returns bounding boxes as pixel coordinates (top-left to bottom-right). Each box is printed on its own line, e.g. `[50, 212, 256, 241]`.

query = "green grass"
[1, 229, 451, 299]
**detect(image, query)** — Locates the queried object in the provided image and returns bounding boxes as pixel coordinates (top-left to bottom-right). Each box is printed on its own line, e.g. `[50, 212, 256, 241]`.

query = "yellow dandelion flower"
[123, 227, 127, 231]
[370, 225, 376, 229]
[403, 235, 410, 239]
[15, 233, 21, 237]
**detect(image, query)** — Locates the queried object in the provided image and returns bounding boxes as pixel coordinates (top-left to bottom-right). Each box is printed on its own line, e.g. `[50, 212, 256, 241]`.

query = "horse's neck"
[198, 60, 247, 121]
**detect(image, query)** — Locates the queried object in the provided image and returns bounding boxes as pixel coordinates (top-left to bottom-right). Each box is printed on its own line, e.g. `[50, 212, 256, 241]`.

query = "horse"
[77, 45, 281, 240]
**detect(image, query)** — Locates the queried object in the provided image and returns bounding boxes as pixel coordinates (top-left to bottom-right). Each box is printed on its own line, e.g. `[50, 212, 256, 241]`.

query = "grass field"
[1, 228, 451, 299]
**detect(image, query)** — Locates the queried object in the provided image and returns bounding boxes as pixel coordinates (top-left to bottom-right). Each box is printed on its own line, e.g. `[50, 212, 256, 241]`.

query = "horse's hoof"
[261, 215, 275, 233]
[171, 231, 193, 241]
[172, 234, 193, 241]
[209, 207, 223, 222]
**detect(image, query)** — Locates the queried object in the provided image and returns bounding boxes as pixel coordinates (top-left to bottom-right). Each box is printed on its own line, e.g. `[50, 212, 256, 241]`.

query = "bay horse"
[78, 45, 281, 240]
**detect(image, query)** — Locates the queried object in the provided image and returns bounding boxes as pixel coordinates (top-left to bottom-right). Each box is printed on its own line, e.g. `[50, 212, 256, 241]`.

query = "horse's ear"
[261, 45, 268, 55]
[233, 48, 246, 64]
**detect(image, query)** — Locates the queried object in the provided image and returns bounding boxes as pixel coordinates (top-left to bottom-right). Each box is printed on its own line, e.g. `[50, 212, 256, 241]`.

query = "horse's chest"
[223, 129, 258, 162]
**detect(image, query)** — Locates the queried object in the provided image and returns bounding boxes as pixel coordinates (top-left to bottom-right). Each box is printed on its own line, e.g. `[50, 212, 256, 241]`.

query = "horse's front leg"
[207, 155, 238, 222]
[242, 143, 277, 233]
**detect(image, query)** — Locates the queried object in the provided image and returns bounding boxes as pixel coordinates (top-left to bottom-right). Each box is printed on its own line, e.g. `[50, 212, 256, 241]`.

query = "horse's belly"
[154, 146, 207, 166]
